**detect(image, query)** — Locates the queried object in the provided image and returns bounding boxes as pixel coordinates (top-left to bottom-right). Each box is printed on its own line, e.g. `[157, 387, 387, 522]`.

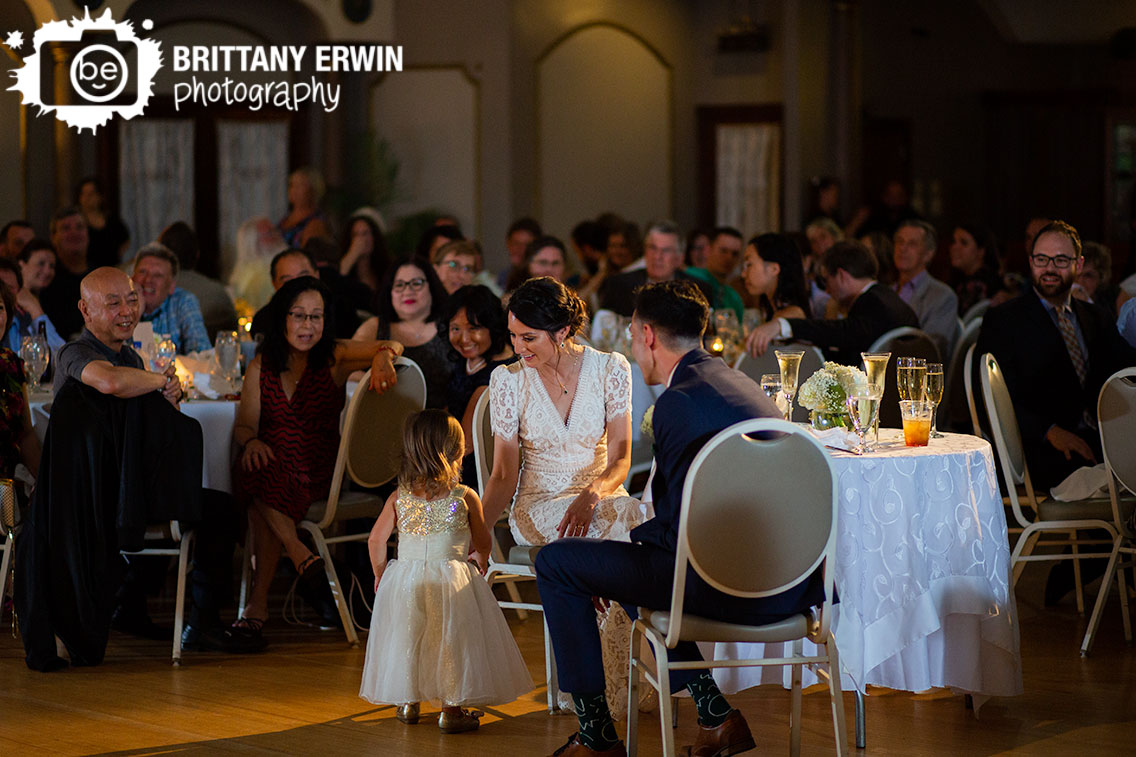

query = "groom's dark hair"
[632, 280, 708, 347]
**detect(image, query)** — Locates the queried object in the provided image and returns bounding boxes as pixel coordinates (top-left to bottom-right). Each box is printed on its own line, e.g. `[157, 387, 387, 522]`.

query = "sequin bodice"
[396, 486, 469, 536]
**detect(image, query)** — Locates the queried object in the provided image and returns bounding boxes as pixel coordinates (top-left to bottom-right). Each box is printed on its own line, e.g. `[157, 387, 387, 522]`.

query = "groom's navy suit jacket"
[630, 348, 827, 617]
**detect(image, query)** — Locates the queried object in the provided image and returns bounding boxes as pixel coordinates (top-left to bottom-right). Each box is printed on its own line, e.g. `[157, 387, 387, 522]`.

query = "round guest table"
[709, 429, 1023, 704]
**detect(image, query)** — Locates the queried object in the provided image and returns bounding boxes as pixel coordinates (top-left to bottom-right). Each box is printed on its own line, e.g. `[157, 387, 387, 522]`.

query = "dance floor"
[2, 568, 1134, 756]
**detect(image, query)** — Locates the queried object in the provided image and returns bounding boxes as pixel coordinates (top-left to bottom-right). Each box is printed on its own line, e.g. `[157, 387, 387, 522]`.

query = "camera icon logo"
[7, 8, 162, 133]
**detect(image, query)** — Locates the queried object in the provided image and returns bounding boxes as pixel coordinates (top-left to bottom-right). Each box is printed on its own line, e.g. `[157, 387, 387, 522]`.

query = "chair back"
[471, 388, 494, 496]
[944, 317, 982, 432]
[962, 343, 984, 439]
[318, 358, 426, 528]
[980, 352, 1035, 528]
[1098, 367, 1136, 536]
[733, 343, 824, 423]
[962, 298, 991, 324]
[667, 419, 837, 645]
[869, 327, 941, 428]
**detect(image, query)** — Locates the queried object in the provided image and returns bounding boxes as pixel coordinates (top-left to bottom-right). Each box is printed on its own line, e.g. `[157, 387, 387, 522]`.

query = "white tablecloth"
[710, 429, 1023, 700]
[182, 400, 238, 493]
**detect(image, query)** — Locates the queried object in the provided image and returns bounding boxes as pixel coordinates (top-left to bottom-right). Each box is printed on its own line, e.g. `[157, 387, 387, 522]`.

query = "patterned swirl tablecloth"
[710, 429, 1023, 698]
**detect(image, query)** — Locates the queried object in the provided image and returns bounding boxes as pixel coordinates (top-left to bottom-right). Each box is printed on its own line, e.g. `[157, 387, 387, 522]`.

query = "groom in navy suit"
[536, 281, 824, 756]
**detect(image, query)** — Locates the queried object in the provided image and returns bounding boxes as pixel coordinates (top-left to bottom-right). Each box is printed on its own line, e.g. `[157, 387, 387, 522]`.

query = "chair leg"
[237, 541, 251, 616]
[626, 624, 642, 756]
[302, 526, 358, 647]
[504, 579, 529, 620]
[1071, 530, 1085, 614]
[1010, 527, 1040, 586]
[172, 532, 194, 666]
[1080, 535, 1123, 657]
[0, 537, 13, 609]
[790, 639, 803, 757]
[854, 690, 866, 749]
[672, 696, 679, 728]
[653, 639, 675, 757]
[543, 618, 562, 713]
[1116, 554, 1132, 643]
[825, 635, 849, 756]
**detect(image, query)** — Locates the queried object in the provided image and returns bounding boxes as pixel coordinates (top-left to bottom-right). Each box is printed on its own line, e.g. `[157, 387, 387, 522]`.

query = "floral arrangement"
[640, 404, 655, 441]
[797, 361, 868, 414]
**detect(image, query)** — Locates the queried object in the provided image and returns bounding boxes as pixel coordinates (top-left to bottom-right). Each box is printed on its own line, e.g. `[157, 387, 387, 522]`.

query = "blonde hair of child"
[398, 409, 464, 497]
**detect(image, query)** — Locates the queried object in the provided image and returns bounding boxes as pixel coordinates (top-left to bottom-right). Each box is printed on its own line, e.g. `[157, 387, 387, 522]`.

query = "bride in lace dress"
[481, 277, 651, 715]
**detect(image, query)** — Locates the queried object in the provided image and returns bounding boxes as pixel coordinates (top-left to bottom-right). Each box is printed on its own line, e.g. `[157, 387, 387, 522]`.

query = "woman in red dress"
[232, 276, 402, 639]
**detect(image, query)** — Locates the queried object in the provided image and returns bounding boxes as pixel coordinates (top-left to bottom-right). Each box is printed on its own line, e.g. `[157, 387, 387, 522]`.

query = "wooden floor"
[2, 567, 1135, 756]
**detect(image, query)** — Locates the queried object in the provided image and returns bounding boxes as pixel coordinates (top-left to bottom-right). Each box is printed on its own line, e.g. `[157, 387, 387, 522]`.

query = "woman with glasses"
[353, 255, 452, 408]
[231, 276, 403, 641]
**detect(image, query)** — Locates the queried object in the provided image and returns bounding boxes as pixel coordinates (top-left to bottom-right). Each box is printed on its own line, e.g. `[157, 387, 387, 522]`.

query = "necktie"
[1055, 306, 1087, 386]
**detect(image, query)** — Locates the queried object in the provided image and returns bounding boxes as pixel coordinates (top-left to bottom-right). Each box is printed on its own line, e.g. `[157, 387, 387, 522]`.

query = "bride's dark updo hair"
[506, 277, 587, 339]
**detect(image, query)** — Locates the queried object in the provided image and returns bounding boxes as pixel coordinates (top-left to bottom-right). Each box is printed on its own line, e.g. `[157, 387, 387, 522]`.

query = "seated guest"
[158, 221, 239, 341]
[859, 230, 896, 288]
[14, 269, 231, 671]
[1073, 241, 1118, 319]
[497, 217, 542, 292]
[568, 220, 606, 286]
[805, 217, 842, 317]
[1, 219, 35, 260]
[1119, 296, 1136, 349]
[40, 205, 91, 340]
[0, 258, 64, 352]
[229, 216, 287, 311]
[132, 242, 211, 354]
[441, 284, 514, 484]
[893, 220, 959, 361]
[433, 239, 480, 295]
[505, 235, 569, 292]
[18, 239, 57, 298]
[739, 232, 812, 322]
[302, 236, 362, 338]
[948, 222, 1002, 316]
[534, 281, 799, 756]
[76, 177, 130, 269]
[598, 220, 712, 317]
[250, 248, 356, 341]
[976, 220, 1136, 490]
[231, 276, 402, 641]
[0, 280, 41, 479]
[685, 227, 710, 269]
[685, 226, 746, 322]
[416, 223, 464, 263]
[746, 240, 919, 364]
[278, 167, 330, 248]
[338, 208, 390, 309]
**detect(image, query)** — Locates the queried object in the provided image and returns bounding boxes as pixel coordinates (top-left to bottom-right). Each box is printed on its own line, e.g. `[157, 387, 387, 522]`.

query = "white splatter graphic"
[4, 30, 24, 50]
[6, 8, 161, 133]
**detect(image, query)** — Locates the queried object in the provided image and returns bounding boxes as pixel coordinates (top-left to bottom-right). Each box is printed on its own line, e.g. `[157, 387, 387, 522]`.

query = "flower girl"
[360, 409, 532, 732]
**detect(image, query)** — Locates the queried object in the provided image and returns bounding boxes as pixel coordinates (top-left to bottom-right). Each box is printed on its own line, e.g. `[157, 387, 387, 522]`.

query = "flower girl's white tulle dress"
[359, 485, 533, 707]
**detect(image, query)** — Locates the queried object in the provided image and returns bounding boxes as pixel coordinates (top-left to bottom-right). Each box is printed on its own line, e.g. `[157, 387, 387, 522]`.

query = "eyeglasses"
[287, 311, 324, 324]
[1030, 253, 1077, 269]
[441, 260, 476, 275]
[392, 278, 427, 293]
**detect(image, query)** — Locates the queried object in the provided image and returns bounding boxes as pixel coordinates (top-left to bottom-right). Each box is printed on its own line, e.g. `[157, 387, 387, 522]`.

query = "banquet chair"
[961, 298, 991, 324]
[962, 343, 984, 440]
[1, 478, 16, 621]
[980, 353, 1121, 616]
[626, 418, 847, 757]
[1080, 368, 1136, 656]
[733, 343, 824, 423]
[121, 521, 196, 665]
[239, 359, 426, 646]
[472, 389, 564, 712]
[869, 327, 940, 428]
[944, 318, 983, 433]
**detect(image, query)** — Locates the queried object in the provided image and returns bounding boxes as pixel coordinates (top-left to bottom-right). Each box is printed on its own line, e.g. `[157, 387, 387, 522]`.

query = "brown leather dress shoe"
[550, 733, 627, 756]
[681, 710, 756, 757]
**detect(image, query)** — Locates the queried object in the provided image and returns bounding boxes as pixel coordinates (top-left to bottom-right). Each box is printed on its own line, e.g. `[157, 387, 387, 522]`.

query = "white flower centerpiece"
[797, 361, 869, 430]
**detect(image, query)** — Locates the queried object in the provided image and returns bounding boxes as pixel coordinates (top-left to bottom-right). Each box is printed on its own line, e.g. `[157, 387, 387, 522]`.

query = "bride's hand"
[557, 490, 599, 539]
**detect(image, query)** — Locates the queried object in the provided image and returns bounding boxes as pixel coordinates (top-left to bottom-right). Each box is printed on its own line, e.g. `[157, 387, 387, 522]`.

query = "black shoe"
[182, 622, 266, 653]
[111, 607, 173, 641]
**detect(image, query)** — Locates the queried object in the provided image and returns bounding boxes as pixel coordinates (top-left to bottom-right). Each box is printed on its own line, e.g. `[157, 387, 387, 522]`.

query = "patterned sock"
[686, 672, 733, 727]
[572, 692, 620, 750]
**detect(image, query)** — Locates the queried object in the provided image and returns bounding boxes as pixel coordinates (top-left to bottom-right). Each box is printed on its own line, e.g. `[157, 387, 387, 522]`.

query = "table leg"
[854, 690, 866, 749]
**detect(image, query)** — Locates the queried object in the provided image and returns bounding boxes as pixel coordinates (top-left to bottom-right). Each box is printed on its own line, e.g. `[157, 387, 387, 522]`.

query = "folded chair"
[626, 418, 847, 756]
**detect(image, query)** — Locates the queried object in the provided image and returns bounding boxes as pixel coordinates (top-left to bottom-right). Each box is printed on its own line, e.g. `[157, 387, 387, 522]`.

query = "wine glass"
[924, 362, 945, 438]
[845, 388, 882, 454]
[775, 348, 805, 422]
[214, 330, 241, 382]
[19, 336, 47, 394]
[896, 357, 927, 403]
[861, 351, 890, 443]
[153, 336, 176, 373]
[760, 373, 786, 417]
[742, 308, 763, 336]
[714, 309, 741, 343]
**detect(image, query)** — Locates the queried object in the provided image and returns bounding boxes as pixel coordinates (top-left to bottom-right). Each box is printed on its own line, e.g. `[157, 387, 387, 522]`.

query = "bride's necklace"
[541, 347, 580, 395]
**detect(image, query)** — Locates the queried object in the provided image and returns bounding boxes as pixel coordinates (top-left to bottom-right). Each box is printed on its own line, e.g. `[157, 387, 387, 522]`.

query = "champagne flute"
[896, 357, 927, 402]
[845, 388, 882, 454]
[861, 351, 890, 442]
[775, 348, 805, 423]
[760, 373, 786, 417]
[924, 362, 945, 438]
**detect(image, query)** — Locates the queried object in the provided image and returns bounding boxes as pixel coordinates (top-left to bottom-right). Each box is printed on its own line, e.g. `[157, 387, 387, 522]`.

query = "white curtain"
[119, 119, 195, 256]
[217, 120, 289, 279]
[715, 123, 781, 234]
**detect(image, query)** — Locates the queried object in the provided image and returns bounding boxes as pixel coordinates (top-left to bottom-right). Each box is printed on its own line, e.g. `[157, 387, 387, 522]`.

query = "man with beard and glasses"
[976, 220, 1136, 490]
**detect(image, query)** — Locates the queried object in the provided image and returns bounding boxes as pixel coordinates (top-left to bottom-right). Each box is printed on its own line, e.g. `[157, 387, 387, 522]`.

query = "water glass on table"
[923, 362, 944, 438]
[775, 348, 805, 423]
[899, 400, 933, 447]
[760, 373, 787, 417]
[19, 336, 49, 394]
[845, 388, 882, 454]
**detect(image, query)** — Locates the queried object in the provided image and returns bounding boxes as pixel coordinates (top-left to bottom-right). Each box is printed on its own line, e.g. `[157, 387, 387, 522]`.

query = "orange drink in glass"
[899, 400, 933, 447]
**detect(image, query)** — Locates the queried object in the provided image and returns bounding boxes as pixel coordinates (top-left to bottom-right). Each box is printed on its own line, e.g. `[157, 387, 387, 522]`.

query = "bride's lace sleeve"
[603, 352, 632, 424]
[489, 364, 519, 441]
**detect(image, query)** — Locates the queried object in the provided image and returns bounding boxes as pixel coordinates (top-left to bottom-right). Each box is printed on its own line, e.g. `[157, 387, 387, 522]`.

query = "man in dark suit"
[536, 281, 814, 757]
[745, 240, 919, 365]
[597, 220, 712, 316]
[976, 220, 1136, 490]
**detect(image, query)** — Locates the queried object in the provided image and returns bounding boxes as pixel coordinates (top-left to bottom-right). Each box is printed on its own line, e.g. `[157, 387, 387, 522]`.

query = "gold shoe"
[396, 703, 420, 724]
[438, 708, 482, 733]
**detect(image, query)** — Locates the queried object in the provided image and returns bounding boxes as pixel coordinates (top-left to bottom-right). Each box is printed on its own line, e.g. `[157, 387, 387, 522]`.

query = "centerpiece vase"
[810, 409, 852, 431]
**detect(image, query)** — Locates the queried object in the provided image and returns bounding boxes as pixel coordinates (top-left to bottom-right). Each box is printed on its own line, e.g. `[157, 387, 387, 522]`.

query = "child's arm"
[464, 488, 492, 575]
[368, 492, 398, 591]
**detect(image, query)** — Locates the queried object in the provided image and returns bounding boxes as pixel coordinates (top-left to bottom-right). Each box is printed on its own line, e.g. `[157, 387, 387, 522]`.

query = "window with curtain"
[715, 123, 781, 234]
[216, 120, 290, 279]
[119, 119, 195, 257]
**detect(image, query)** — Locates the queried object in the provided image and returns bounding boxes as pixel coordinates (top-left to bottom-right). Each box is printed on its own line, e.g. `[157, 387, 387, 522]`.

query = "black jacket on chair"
[787, 283, 919, 365]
